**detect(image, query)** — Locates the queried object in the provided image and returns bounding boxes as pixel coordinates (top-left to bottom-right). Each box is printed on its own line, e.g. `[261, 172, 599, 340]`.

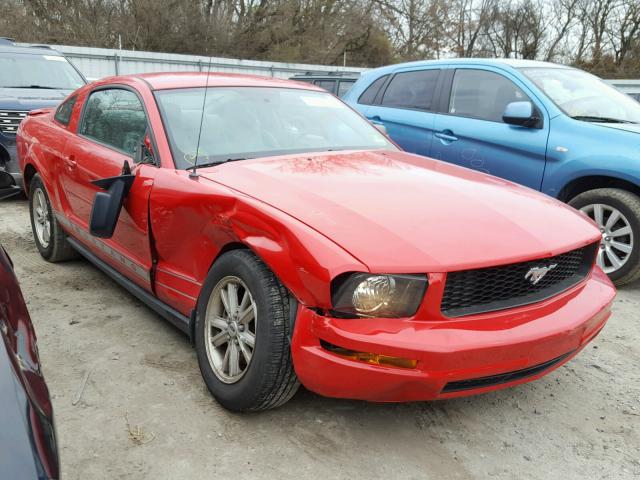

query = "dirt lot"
[1, 197, 639, 480]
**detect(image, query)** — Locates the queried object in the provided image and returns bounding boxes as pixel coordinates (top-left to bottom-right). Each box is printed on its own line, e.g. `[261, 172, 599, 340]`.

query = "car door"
[431, 67, 549, 190]
[361, 68, 442, 158]
[59, 86, 156, 290]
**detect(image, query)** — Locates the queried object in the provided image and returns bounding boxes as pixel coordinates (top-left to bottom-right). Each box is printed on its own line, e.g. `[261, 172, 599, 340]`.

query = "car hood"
[0, 87, 72, 110]
[200, 150, 600, 272]
[593, 122, 640, 135]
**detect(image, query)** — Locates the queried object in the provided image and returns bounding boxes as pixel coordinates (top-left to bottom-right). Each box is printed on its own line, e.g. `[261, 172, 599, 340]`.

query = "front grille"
[441, 243, 598, 317]
[441, 350, 574, 393]
[0, 110, 28, 134]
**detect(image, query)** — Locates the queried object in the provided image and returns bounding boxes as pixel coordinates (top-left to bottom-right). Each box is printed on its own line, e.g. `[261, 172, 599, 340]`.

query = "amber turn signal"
[321, 341, 417, 369]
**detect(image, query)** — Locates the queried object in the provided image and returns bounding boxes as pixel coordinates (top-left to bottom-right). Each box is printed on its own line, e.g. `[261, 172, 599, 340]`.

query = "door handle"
[63, 154, 77, 168]
[370, 115, 385, 125]
[434, 131, 458, 143]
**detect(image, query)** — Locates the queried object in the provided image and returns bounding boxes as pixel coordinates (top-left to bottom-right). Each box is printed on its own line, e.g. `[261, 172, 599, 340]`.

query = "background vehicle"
[18, 72, 614, 412]
[0, 37, 85, 198]
[0, 240, 59, 479]
[344, 59, 640, 285]
[289, 71, 359, 97]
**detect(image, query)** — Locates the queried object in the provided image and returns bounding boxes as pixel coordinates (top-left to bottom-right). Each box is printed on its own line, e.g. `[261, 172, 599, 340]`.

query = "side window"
[358, 75, 389, 105]
[381, 70, 440, 110]
[449, 69, 530, 123]
[54, 95, 77, 126]
[337, 80, 355, 98]
[79, 88, 147, 156]
[314, 80, 337, 94]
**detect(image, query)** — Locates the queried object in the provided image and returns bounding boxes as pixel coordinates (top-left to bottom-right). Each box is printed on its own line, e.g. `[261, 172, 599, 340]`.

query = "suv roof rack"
[28, 44, 53, 49]
[297, 71, 357, 77]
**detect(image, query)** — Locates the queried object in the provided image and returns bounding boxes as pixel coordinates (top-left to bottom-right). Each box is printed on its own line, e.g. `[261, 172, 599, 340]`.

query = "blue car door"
[431, 67, 550, 190]
[362, 67, 443, 158]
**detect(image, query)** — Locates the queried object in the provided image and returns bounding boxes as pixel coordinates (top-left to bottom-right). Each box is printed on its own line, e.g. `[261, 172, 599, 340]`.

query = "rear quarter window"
[54, 95, 77, 126]
[358, 75, 389, 105]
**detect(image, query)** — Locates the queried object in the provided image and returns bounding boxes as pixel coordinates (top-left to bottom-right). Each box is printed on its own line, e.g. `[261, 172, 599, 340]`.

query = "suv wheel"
[569, 188, 640, 285]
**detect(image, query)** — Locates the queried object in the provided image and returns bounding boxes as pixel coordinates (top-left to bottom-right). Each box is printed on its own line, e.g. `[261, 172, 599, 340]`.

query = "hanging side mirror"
[502, 101, 542, 128]
[89, 161, 135, 238]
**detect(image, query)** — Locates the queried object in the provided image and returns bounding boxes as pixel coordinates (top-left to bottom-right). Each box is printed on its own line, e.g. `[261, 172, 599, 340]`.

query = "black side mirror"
[502, 101, 541, 128]
[89, 161, 135, 238]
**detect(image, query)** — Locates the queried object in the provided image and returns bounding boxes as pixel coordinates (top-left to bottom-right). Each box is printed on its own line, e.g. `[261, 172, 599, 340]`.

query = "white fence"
[42, 44, 367, 81]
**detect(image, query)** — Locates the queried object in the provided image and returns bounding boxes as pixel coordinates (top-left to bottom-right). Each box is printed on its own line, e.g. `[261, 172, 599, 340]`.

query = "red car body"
[17, 73, 615, 403]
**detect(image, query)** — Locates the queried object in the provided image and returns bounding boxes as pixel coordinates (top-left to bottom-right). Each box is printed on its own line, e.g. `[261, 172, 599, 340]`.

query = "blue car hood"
[594, 122, 640, 135]
[0, 87, 72, 110]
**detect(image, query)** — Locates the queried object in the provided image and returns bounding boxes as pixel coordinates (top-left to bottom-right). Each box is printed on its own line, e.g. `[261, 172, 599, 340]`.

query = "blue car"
[344, 59, 640, 285]
[0, 38, 85, 198]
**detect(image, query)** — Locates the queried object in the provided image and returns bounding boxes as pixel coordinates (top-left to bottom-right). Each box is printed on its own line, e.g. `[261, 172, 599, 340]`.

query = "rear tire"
[195, 249, 300, 411]
[28, 174, 77, 262]
[569, 188, 640, 286]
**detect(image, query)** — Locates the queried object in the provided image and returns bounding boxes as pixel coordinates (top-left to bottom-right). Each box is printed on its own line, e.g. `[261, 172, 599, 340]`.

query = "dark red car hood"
[200, 150, 600, 272]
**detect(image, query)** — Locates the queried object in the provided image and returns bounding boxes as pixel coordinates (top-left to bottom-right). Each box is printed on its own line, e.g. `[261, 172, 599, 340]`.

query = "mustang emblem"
[525, 264, 558, 285]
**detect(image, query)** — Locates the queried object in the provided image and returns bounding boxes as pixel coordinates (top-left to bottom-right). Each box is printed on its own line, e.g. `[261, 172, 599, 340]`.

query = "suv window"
[54, 95, 77, 126]
[381, 70, 440, 110]
[337, 80, 355, 98]
[315, 80, 336, 94]
[358, 75, 389, 105]
[449, 69, 530, 123]
[79, 88, 147, 155]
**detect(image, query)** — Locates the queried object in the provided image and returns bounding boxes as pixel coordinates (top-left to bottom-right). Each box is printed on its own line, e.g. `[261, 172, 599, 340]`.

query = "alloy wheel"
[32, 187, 51, 249]
[580, 203, 634, 274]
[204, 276, 257, 384]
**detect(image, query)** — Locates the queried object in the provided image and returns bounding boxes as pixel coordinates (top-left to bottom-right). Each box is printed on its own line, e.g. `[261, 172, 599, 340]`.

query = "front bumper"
[291, 267, 615, 402]
[0, 136, 23, 199]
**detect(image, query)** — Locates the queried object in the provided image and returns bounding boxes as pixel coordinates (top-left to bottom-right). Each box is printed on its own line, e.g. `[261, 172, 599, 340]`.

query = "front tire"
[569, 188, 640, 285]
[28, 174, 77, 262]
[195, 250, 300, 411]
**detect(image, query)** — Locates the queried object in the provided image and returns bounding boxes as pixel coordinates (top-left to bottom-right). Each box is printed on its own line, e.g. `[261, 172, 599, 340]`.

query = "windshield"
[154, 87, 396, 169]
[0, 52, 85, 89]
[521, 67, 640, 123]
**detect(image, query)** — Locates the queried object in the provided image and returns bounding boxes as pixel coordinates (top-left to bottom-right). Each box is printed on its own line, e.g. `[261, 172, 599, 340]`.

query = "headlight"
[331, 273, 428, 318]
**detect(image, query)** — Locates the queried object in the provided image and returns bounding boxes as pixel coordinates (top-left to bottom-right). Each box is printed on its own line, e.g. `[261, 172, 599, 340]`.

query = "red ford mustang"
[17, 73, 615, 411]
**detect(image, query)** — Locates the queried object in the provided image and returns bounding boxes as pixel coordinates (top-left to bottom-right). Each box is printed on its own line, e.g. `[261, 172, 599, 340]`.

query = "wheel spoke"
[605, 210, 620, 231]
[210, 329, 229, 347]
[238, 339, 252, 363]
[238, 304, 255, 325]
[220, 285, 231, 315]
[222, 344, 231, 373]
[239, 330, 255, 348]
[210, 316, 228, 330]
[42, 222, 50, 243]
[227, 282, 238, 314]
[593, 204, 604, 227]
[610, 240, 632, 254]
[610, 225, 631, 238]
[228, 342, 240, 377]
[239, 290, 250, 311]
[605, 248, 622, 269]
[596, 248, 605, 269]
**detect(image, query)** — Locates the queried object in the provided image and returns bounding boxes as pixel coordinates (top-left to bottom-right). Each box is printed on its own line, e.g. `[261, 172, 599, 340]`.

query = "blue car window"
[381, 70, 440, 111]
[358, 75, 389, 105]
[449, 69, 529, 123]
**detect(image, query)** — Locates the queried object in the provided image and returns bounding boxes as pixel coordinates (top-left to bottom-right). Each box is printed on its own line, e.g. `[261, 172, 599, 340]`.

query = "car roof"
[125, 72, 327, 91]
[0, 39, 65, 56]
[365, 58, 573, 75]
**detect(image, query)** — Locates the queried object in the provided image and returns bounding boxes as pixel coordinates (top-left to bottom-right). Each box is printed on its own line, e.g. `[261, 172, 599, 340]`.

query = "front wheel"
[195, 250, 300, 411]
[569, 188, 640, 285]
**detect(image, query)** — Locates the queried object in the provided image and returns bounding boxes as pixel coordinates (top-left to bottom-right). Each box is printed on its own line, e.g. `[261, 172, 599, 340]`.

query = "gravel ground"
[1, 197, 638, 480]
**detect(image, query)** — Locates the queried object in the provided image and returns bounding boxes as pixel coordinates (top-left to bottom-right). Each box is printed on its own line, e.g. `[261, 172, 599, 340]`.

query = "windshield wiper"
[3, 85, 60, 89]
[186, 157, 248, 171]
[571, 115, 637, 124]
